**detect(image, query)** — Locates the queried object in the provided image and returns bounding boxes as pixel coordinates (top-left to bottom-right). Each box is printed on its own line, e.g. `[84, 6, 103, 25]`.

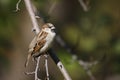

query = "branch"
[24, 0, 40, 34]
[23, 0, 41, 79]
[48, 49, 72, 80]
[25, 56, 41, 80]
[44, 54, 49, 80]
[78, 0, 89, 12]
[15, 0, 22, 12]
[35, 56, 41, 80]
[78, 60, 98, 80]
[48, 1, 57, 15]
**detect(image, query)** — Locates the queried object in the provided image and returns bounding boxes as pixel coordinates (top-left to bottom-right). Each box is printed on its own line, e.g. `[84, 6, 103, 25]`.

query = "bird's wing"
[28, 36, 37, 53]
[25, 36, 37, 67]
[37, 30, 48, 41]
[32, 31, 48, 54]
[32, 39, 46, 54]
[25, 30, 48, 67]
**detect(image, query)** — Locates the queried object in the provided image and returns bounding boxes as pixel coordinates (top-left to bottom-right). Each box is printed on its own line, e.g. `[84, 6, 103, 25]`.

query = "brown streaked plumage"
[25, 23, 56, 67]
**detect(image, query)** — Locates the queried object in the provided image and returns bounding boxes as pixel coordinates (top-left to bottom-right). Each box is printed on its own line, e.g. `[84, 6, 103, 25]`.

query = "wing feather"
[32, 31, 48, 56]
[25, 30, 48, 67]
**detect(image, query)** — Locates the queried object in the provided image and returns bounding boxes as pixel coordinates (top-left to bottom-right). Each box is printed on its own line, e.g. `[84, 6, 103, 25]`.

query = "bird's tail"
[25, 53, 32, 67]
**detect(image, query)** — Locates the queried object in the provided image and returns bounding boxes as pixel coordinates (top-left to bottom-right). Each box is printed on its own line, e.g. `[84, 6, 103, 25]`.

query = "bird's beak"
[51, 26, 55, 30]
[51, 26, 55, 32]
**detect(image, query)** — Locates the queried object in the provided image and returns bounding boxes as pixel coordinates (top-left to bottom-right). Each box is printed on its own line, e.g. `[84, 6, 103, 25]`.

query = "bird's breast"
[40, 31, 56, 53]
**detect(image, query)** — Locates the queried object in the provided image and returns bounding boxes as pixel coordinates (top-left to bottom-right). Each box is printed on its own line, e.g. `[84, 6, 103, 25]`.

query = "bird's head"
[42, 23, 55, 32]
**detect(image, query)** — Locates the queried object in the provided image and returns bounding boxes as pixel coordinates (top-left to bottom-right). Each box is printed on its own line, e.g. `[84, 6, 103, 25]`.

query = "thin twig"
[87, 70, 96, 80]
[14, 0, 22, 12]
[35, 56, 41, 80]
[44, 54, 49, 80]
[25, 57, 41, 80]
[78, 60, 98, 69]
[25, 71, 35, 75]
[78, 60, 98, 80]
[48, 1, 57, 15]
[78, 0, 89, 12]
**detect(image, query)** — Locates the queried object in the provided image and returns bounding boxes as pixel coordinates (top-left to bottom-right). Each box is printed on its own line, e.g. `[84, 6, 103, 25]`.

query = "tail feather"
[25, 53, 32, 67]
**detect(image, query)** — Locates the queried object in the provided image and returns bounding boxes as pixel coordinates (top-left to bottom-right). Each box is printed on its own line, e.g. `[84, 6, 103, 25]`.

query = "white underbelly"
[40, 32, 55, 53]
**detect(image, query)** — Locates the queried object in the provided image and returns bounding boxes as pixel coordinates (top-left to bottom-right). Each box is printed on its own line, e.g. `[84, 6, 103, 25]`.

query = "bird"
[25, 23, 56, 67]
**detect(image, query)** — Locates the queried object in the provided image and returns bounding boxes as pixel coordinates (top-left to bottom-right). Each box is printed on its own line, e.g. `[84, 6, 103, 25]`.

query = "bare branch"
[25, 56, 41, 80]
[57, 62, 72, 80]
[87, 70, 96, 80]
[48, 1, 57, 15]
[78, 60, 98, 80]
[78, 60, 98, 69]
[25, 71, 35, 75]
[14, 0, 22, 12]
[78, 0, 89, 12]
[48, 49, 72, 80]
[24, 0, 40, 34]
[44, 54, 49, 80]
[35, 56, 41, 80]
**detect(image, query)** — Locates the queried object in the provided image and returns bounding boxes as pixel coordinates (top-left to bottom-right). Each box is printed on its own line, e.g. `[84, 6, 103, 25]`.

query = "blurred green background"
[0, 0, 120, 80]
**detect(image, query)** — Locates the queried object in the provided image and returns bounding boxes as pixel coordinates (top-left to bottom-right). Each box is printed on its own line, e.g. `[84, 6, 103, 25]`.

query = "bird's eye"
[49, 26, 52, 28]
[49, 26, 54, 29]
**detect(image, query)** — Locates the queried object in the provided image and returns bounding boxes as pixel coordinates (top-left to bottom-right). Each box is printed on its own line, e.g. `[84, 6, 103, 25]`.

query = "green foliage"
[63, 24, 79, 45]
[114, 40, 120, 54]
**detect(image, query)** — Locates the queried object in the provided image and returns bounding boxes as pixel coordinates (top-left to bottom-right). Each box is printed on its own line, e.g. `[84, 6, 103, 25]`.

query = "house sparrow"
[25, 23, 56, 67]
